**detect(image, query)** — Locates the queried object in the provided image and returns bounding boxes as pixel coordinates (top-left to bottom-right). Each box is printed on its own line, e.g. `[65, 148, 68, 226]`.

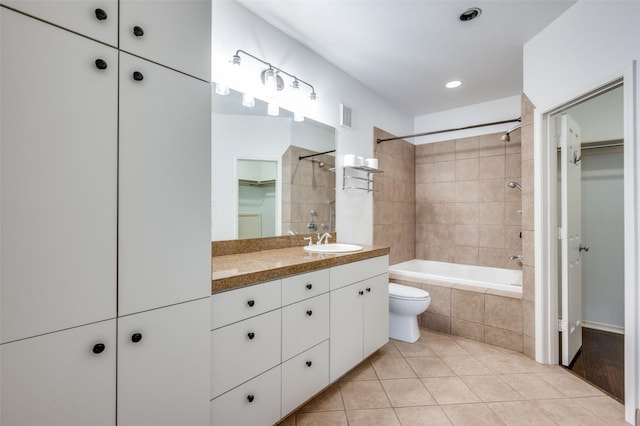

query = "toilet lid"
[389, 283, 430, 300]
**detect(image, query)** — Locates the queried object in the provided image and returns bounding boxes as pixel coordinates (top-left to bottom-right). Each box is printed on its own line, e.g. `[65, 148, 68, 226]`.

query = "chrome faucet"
[317, 232, 332, 245]
[509, 255, 523, 266]
[303, 236, 313, 246]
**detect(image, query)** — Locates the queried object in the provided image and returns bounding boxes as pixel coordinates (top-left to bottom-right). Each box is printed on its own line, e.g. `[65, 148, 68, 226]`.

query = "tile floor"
[278, 328, 628, 426]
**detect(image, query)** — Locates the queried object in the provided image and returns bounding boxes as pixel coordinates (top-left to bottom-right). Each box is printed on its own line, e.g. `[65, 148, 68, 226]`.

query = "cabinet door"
[117, 298, 210, 426]
[363, 273, 390, 357]
[2, 0, 118, 46]
[329, 283, 364, 382]
[282, 293, 330, 361]
[0, 320, 116, 426]
[1, 9, 117, 343]
[120, 0, 211, 80]
[118, 52, 211, 316]
[281, 340, 329, 417]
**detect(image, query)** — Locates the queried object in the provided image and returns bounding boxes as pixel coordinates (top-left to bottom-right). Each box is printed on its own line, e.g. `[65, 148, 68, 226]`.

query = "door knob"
[131, 333, 142, 343]
[132, 71, 144, 81]
[579, 244, 590, 252]
[133, 26, 144, 37]
[247, 332, 255, 340]
[92, 343, 106, 354]
[94, 8, 108, 20]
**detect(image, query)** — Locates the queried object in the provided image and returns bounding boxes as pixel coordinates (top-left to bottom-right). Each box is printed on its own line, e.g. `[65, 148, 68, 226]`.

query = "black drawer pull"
[133, 25, 144, 37]
[247, 300, 255, 307]
[366, 287, 371, 292]
[95, 59, 108, 70]
[306, 361, 312, 367]
[247, 332, 255, 340]
[92, 343, 106, 354]
[133, 71, 144, 81]
[94, 8, 107, 20]
[306, 283, 312, 290]
[358, 290, 364, 295]
[306, 310, 313, 316]
[131, 333, 142, 343]
[247, 394, 255, 403]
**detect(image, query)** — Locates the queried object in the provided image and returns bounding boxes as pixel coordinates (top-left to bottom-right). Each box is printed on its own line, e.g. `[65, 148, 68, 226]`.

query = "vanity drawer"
[282, 269, 329, 306]
[210, 309, 281, 399]
[211, 279, 280, 329]
[210, 365, 281, 426]
[329, 255, 389, 290]
[281, 340, 329, 417]
[282, 293, 329, 361]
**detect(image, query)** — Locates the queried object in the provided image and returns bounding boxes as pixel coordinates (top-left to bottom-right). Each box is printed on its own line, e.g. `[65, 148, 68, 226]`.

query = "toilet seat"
[389, 283, 430, 301]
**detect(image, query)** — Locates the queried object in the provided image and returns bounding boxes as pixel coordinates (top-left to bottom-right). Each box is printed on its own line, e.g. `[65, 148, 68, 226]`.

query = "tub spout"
[509, 255, 523, 266]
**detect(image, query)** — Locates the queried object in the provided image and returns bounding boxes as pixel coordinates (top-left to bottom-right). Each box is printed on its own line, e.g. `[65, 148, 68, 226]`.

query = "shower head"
[311, 159, 324, 167]
[507, 181, 523, 191]
[501, 122, 522, 142]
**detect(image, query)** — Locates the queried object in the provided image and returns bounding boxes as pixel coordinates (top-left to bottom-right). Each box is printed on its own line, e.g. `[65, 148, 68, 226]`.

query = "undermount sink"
[303, 243, 363, 253]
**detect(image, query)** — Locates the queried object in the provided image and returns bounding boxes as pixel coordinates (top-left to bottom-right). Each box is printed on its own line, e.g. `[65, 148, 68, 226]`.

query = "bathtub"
[389, 259, 522, 293]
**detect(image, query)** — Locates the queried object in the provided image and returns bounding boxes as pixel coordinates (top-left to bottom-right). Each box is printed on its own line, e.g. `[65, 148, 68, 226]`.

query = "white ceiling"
[236, 0, 576, 117]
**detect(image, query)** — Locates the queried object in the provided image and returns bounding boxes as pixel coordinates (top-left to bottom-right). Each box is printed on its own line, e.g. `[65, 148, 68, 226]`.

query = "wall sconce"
[215, 49, 317, 121]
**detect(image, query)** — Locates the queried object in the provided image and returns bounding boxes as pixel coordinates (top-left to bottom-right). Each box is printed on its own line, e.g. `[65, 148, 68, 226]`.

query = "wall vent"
[340, 103, 353, 129]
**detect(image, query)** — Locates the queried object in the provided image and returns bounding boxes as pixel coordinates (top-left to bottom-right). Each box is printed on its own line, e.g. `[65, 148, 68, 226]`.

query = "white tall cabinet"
[0, 2, 211, 425]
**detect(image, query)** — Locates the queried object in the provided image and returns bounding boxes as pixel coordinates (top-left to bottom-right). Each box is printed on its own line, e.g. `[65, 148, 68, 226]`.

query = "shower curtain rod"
[298, 149, 336, 161]
[376, 117, 521, 144]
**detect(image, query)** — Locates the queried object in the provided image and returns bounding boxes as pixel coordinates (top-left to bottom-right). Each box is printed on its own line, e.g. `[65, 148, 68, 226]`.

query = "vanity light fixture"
[267, 102, 280, 116]
[242, 93, 255, 108]
[445, 80, 463, 89]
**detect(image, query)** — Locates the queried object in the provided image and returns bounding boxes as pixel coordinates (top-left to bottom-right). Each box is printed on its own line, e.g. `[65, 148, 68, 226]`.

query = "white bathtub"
[389, 259, 522, 293]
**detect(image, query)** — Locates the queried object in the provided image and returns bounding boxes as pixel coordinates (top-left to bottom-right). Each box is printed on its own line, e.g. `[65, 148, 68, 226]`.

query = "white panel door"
[117, 298, 210, 426]
[363, 273, 390, 357]
[559, 113, 584, 366]
[329, 283, 364, 382]
[118, 52, 211, 316]
[0, 320, 116, 426]
[2, 0, 118, 46]
[119, 0, 211, 80]
[0, 9, 117, 343]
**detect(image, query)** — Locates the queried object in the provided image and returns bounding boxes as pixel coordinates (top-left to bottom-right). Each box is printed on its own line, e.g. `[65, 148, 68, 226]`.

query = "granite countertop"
[211, 245, 390, 293]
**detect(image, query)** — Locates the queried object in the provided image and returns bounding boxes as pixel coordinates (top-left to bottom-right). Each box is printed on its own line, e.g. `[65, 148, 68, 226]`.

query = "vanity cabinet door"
[282, 293, 330, 361]
[282, 269, 330, 305]
[0, 320, 116, 426]
[363, 273, 390, 357]
[117, 298, 210, 426]
[119, 0, 210, 80]
[211, 279, 281, 329]
[1, 9, 117, 343]
[2, 0, 118, 46]
[329, 282, 364, 382]
[118, 52, 211, 316]
[281, 340, 329, 417]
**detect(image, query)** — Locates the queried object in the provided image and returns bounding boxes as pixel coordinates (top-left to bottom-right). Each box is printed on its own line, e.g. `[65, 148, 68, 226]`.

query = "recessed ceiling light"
[445, 80, 463, 89]
[459, 7, 482, 22]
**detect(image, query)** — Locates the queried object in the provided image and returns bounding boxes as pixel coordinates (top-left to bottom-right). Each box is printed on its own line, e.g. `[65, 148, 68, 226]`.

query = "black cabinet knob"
[306, 283, 312, 290]
[247, 394, 255, 403]
[247, 300, 255, 307]
[306, 310, 313, 316]
[95, 59, 108, 70]
[366, 287, 371, 293]
[131, 333, 142, 343]
[358, 290, 364, 296]
[94, 8, 107, 21]
[133, 26, 144, 37]
[306, 361, 312, 367]
[247, 332, 255, 340]
[132, 71, 144, 81]
[92, 343, 105, 354]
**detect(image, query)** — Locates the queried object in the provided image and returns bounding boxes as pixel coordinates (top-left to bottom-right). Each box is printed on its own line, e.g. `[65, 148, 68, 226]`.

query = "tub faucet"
[509, 255, 523, 266]
[317, 232, 332, 245]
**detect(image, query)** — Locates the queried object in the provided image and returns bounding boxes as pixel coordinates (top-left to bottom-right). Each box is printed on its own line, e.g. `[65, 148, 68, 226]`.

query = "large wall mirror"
[212, 86, 337, 241]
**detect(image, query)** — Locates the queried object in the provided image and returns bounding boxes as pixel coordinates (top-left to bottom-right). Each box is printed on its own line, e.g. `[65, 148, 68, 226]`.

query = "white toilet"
[388, 283, 431, 343]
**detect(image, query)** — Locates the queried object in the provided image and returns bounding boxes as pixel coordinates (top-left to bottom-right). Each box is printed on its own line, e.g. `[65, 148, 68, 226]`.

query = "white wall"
[211, 0, 413, 245]
[414, 95, 521, 144]
[523, 1, 640, 421]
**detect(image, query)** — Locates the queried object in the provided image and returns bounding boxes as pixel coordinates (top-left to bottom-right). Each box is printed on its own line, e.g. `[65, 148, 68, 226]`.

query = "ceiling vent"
[340, 103, 353, 129]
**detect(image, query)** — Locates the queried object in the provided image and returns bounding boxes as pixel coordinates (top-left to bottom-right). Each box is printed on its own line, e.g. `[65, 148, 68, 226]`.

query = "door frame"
[535, 62, 637, 423]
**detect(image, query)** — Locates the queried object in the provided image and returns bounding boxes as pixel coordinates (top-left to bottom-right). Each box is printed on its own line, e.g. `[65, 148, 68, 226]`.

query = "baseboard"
[582, 321, 625, 335]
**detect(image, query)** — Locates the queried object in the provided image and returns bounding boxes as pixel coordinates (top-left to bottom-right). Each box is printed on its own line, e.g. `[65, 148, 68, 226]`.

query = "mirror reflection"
[212, 86, 337, 241]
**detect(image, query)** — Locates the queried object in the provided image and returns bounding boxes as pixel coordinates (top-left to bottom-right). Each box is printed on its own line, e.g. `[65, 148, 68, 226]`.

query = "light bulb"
[242, 93, 255, 108]
[268, 102, 279, 116]
[294, 112, 304, 122]
[215, 83, 229, 96]
[291, 80, 305, 122]
[263, 68, 278, 98]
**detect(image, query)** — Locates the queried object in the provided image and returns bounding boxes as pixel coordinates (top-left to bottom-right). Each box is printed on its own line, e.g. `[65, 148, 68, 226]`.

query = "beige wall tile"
[523, 265, 535, 302]
[522, 231, 534, 267]
[506, 153, 522, 178]
[456, 137, 479, 159]
[416, 162, 434, 183]
[478, 133, 506, 158]
[426, 245, 455, 263]
[479, 155, 506, 179]
[521, 159, 534, 196]
[422, 283, 452, 316]
[479, 202, 505, 225]
[415, 183, 435, 204]
[523, 300, 535, 337]
[455, 246, 479, 266]
[434, 182, 457, 203]
[522, 194, 534, 231]
[478, 179, 505, 202]
[455, 181, 479, 203]
[505, 202, 522, 226]
[505, 226, 522, 250]
[433, 203, 456, 224]
[421, 312, 451, 334]
[451, 288, 484, 324]
[485, 294, 523, 333]
[484, 326, 523, 352]
[455, 225, 479, 247]
[521, 94, 535, 126]
[521, 124, 534, 161]
[478, 225, 505, 249]
[434, 160, 456, 182]
[434, 140, 456, 162]
[479, 247, 509, 269]
[415, 143, 434, 164]
[456, 158, 479, 181]
[451, 318, 484, 342]
[455, 203, 479, 225]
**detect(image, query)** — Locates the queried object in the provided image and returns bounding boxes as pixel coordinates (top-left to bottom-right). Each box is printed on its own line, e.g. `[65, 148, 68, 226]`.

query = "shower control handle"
[579, 244, 590, 252]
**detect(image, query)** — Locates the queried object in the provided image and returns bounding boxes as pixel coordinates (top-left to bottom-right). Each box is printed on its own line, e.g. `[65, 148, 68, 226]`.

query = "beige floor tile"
[298, 384, 344, 413]
[346, 408, 400, 426]
[532, 398, 610, 425]
[427, 340, 469, 357]
[295, 410, 349, 426]
[340, 360, 378, 382]
[573, 396, 626, 422]
[460, 375, 523, 402]
[452, 338, 505, 355]
[536, 371, 605, 398]
[441, 403, 505, 425]
[499, 373, 565, 400]
[406, 356, 456, 378]
[476, 353, 553, 374]
[277, 414, 296, 425]
[421, 376, 481, 405]
[380, 378, 437, 407]
[371, 357, 417, 379]
[394, 406, 453, 425]
[486, 400, 555, 425]
[340, 380, 391, 410]
[441, 355, 495, 376]
[393, 340, 437, 357]
[420, 328, 454, 341]
[370, 341, 403, 359]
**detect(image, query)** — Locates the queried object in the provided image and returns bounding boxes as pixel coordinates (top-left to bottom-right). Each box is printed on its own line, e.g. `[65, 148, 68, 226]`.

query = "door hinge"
[556, 134, 564, 149]
[557, 227, 567, 239]
[558, 318, 568, 332]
